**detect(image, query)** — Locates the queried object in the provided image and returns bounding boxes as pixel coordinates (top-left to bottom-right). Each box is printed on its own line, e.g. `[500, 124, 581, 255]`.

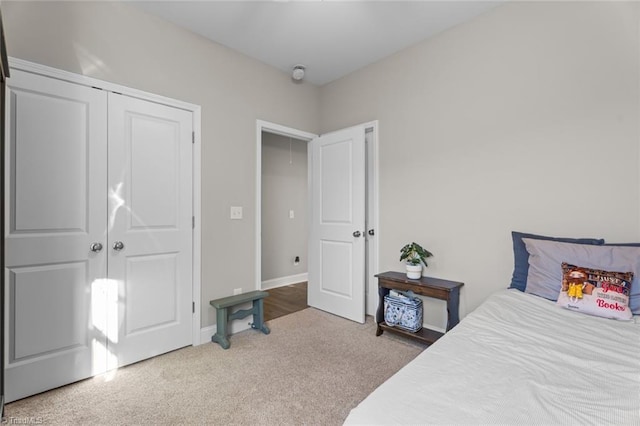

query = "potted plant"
[400, 242, 433, 279]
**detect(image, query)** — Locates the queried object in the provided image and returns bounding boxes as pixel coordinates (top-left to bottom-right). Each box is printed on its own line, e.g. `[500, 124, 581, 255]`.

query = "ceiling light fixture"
[292, 64, 306, 81]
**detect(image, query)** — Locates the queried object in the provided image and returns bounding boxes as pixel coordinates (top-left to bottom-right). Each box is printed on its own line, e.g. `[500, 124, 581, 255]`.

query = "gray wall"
[5, 1, 640, 332]
[2, 1, 320, 328]
[320, 1, 640, 328]
[261, 133, 308, 284]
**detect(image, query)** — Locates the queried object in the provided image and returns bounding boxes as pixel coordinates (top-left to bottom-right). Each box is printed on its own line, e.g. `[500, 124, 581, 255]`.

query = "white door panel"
[128, 115, 179, 228]
[11, 263, 89, 359]
[308, 126, 365, 323]
[320, 240, 354, 297]
[5, 69, 108, 402]
[125, 253, 179, 334]
[107, 94, 192, 368]
[320, 141, 353, 222]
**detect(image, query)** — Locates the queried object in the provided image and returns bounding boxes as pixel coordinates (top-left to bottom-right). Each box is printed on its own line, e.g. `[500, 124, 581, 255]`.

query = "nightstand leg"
[446, 287, 461, 331]
[376, 286, 390, 336]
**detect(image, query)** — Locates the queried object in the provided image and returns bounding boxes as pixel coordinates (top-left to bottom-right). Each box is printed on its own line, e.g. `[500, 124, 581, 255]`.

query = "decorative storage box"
[384, 290, 423, 332]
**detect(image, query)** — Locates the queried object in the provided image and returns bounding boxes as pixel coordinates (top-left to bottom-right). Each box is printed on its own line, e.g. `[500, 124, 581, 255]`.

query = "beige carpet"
[5, 308, 425, 425]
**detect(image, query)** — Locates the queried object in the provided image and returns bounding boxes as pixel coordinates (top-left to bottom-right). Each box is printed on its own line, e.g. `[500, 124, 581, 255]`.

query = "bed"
[345, 233, 640, 425]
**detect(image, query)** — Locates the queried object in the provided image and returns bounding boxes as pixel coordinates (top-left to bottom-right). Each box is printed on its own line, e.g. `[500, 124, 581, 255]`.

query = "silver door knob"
[353, 231, 361, 238]
[90, 242, 103, 253]
[368, 229, 375, 236]
[113, 241, 125, 251]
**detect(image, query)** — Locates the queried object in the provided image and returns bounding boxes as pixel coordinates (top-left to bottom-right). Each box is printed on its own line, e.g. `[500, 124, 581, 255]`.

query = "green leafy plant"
[399, 242, 433, 267]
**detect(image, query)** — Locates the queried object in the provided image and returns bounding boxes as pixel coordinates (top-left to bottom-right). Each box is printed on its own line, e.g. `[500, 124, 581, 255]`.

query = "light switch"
[289, 209, 295, 219]
[230, 206, 243, 220]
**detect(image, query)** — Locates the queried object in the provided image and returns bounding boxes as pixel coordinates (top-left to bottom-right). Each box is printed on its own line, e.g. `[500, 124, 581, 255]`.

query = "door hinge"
[192, 132, 195, 144]
[192, 216, 195, 229]
[192, 301, 195, 314]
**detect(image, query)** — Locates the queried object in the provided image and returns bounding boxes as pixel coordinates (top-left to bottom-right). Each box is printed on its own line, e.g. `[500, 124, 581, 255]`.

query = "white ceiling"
[134, 1, 504, 86]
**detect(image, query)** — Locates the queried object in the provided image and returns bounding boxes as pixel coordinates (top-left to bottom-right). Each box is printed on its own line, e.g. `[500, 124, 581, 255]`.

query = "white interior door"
[308, 125, 366, 323]
[4, 70, 108, 402]
[107, 93, 193, 368]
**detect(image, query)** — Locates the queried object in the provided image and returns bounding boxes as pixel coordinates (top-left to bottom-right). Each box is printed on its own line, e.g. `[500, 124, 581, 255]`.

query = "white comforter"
[345, 289, 640, 425]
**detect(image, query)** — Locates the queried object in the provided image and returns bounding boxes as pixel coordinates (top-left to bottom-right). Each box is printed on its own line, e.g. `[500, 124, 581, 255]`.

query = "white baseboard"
[198, 319, 254, 346]
[261, 273, 308, 290]
[199, 325, 215, 345]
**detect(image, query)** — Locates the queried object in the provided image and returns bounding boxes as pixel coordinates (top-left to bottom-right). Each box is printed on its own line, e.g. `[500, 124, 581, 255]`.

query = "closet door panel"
[125, 253, 178, 334]
[4, 70, 108, 402]
[129, 116, 178, 228]
[11, 262, 88, 360]
[107, 93, 192, 368]
[13, 91, 88, 231]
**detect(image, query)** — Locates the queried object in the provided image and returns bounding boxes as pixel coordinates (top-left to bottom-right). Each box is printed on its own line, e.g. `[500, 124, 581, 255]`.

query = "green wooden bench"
[209, 290, 270, 349]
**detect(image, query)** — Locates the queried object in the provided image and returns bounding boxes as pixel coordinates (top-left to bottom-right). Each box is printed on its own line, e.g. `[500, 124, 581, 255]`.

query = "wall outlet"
[230, 206, 243, 220]
[294, 256, 300, 265]
[233, 288, 242, 295]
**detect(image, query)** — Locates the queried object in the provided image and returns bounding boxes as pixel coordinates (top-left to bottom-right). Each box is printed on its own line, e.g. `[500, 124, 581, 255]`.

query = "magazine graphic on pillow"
[556, 262, 633, 320]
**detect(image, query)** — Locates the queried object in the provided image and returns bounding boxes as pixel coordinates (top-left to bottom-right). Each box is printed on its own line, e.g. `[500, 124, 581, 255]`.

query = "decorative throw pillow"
[509, 231, 605, 292]
[556, 262, 633, 320]
[523, 238, 640, 314]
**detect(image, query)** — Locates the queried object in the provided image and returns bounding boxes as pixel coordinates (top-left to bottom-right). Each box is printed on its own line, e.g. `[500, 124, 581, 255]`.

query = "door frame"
[7, 58, 203, 346]
[255, 120, 380, 316]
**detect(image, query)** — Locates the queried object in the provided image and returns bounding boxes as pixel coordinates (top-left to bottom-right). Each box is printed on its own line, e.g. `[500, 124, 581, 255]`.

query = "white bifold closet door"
[106, 93, 193, 368]
[4, 69, 193, 402]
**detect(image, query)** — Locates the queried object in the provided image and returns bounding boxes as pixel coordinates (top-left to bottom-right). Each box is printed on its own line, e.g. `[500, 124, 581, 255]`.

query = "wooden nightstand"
[375, 271, 464, 345]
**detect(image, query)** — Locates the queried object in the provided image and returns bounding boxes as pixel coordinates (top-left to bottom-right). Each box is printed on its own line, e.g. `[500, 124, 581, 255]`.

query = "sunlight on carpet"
[5, 308, 425, 425]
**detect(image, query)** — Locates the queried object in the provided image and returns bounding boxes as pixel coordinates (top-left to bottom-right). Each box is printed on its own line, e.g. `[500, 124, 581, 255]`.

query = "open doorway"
[255, 120, 379, 322]
[261, 131, 310, 319]
[261, 132, 309, 289]
[255, 122, 316, 319]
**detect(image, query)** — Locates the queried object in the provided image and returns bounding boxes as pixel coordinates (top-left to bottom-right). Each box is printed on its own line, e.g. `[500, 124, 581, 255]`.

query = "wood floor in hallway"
[264, 281, 308, 321]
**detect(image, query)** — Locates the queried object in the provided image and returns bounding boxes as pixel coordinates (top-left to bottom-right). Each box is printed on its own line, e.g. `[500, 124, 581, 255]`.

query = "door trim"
[255, 121, 317, 292]
[8, 57, 203, 347]
[255, 120, 379, 316]
[364, 121, 380, 316]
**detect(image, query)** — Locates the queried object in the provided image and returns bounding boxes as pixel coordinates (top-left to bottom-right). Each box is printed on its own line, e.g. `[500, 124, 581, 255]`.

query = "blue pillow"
[509, 231, 605, 292]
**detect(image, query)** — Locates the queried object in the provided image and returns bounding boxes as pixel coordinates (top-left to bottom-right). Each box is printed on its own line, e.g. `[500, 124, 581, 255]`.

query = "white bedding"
[345, 289, 640, 425]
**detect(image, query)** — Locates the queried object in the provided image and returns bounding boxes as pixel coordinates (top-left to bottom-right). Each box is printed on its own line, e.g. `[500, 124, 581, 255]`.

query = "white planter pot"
[406, 264, 422, 279]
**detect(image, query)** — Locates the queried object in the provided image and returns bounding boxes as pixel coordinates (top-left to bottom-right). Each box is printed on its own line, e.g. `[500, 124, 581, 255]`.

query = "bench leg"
[211, 307, 230, 349]
[250, 299, 270, 335]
